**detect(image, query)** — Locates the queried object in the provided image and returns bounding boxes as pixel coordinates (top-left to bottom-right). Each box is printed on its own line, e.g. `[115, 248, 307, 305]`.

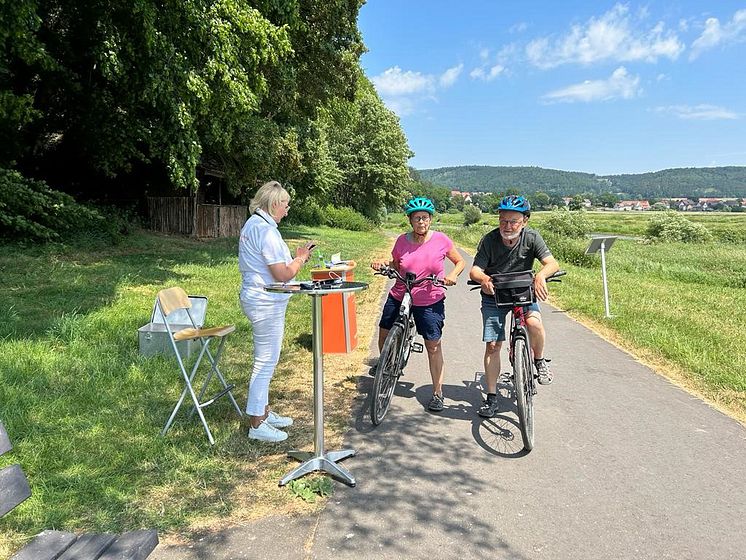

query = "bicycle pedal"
[411, 342, 424, 353]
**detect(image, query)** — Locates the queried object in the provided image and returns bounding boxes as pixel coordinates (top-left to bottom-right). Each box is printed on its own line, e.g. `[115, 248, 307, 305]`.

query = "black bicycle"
[370, 266, 444, 425]
[469, 270, 565, 450]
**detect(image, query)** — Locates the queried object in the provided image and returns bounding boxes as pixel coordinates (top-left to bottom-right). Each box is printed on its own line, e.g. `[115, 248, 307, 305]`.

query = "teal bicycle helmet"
[498, 195, 531, 216]
[404, 197, 435, 216]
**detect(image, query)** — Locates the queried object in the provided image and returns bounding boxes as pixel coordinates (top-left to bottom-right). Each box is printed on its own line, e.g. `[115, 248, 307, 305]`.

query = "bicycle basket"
[491, 271, 535, 308]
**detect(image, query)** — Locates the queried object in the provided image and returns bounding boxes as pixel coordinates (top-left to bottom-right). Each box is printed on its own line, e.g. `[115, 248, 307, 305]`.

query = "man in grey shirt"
[469, 195, 560, 418]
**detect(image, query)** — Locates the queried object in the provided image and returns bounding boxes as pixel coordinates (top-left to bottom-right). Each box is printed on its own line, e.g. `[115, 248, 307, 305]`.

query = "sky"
[358, 1, 746, 175]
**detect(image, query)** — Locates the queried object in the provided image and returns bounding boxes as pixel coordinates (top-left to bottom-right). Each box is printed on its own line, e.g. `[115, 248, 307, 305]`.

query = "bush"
[542, 208, 591, 238]
[714, 227, 746, 244]
[0, 168, 112, 242]
[646, 211, 713, 243]
[287, 198, 326, 226]
[541, 230, 597, 268]
[463, 204, 482, 226]
[323, 205, 374, 231]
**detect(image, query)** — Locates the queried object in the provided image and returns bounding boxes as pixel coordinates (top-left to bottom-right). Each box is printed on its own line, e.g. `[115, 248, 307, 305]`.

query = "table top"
[265, 281, 368, 295]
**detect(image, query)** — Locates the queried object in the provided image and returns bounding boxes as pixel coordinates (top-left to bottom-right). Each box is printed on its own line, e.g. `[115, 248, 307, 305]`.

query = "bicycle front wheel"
[513, 337, 535, 450]
[371, 323, 405, 425]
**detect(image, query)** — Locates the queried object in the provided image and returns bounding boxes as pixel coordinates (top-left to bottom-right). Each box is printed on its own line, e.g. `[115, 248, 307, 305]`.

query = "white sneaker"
[266, 410, 293, 428]
[248, 420, 288, 442]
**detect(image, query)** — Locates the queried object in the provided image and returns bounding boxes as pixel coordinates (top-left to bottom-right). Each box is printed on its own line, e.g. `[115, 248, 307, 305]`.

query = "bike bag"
[490, 271, 535, 308]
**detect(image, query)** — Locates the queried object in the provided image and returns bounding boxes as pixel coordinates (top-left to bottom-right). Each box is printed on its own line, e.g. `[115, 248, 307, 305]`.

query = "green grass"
[552, 241, 746, 396]
[0, 227, 389, 558]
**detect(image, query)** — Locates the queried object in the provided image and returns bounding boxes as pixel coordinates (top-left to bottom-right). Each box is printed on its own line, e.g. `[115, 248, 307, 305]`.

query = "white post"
[600, 240, 611, 318]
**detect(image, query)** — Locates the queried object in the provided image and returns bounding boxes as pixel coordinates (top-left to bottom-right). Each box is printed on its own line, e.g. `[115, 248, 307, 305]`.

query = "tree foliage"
[0, 168, 105, 240]
[2, 0, 378, 203]
[322, 76, 413, 222]
[418, 165, 746, 198]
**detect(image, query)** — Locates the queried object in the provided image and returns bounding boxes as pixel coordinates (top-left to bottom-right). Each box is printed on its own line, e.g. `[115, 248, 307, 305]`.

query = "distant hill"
[417, 165, 746, 198]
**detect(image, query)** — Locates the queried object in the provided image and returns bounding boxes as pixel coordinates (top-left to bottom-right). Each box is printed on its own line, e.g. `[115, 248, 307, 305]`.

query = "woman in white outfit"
[239, 181, 314, 442]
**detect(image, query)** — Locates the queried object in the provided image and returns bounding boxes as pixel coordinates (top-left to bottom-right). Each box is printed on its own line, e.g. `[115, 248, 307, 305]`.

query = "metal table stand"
[265, 281, 367, 487]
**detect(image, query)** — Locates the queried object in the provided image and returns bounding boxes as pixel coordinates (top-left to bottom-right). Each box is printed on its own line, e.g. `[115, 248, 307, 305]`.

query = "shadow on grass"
[294, 333, 313, 352]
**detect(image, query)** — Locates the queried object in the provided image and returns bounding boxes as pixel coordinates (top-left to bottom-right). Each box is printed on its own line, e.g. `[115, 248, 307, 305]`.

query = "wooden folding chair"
[157, 287, 242, 444]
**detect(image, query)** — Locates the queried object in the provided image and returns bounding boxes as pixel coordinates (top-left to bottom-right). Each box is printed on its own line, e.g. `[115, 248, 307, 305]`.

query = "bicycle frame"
[381, 268, 438, 368]
[394, 279, 419, 369]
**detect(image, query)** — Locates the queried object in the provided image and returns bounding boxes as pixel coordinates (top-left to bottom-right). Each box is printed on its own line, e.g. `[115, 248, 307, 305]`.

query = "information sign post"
[585, 236, 617, 318]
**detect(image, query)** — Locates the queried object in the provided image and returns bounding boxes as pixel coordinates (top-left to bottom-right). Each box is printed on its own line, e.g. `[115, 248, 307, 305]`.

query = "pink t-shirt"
[389, 231, 453, 306]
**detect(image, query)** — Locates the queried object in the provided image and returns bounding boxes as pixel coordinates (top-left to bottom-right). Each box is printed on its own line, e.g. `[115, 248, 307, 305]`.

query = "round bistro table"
[265, 280, 368, 486]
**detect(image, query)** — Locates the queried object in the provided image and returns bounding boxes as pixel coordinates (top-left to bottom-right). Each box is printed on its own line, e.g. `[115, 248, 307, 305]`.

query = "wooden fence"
[147, 197, 247, 238]
[196, 204, 246, 237]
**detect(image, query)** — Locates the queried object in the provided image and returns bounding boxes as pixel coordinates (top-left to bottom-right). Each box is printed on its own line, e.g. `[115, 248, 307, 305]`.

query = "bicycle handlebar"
[374, 265, 445, 287]
[467, 270, 566, 290]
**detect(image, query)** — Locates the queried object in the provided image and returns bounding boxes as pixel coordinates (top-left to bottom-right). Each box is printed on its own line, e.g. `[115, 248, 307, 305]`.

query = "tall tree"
[213, 0, 365, 195]
[3, 0, 367, 198]
[324, 75, 413, 221]
[0, 0, 53, 166]
[6, 1, 294, 192]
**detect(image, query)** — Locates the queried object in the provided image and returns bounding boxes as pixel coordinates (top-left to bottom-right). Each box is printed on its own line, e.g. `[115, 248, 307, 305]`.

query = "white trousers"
[240, 298, 288, 416]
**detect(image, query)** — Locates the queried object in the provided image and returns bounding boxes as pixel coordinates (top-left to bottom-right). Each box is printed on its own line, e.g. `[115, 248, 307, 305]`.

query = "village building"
[613, 200, 650, 211]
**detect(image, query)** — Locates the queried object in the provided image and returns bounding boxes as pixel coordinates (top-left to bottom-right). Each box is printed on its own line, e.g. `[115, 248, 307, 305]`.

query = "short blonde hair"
[249, 180, 289, 215]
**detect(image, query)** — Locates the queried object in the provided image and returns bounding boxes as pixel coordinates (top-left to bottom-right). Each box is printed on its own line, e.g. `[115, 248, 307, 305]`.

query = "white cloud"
[542, 66, 641, 103]
[470, 43, 514, 81]
[526, 3, 684, 68]
[509, 22, 528, 34]
[690, 9, 746, 59]
[439, 64, 463, 87]
[371, 64, 462, 116]
[470, 63, 505, 81]
[371, 66, 433, 96]
[654, 104, 740, 120]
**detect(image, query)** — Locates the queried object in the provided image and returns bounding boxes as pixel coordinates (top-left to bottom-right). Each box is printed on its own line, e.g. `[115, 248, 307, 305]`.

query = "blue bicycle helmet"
[498, 195, 531, 216]
[404, 196, 435, 216]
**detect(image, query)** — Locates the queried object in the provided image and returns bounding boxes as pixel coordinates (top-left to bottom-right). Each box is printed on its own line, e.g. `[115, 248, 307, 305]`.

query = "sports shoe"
[248, 420, 288, 442]
[535, 358, 553, 385]
[266, 410, 293, 428]
[427, 393, 445, 412]
[478, 393, 500, 417]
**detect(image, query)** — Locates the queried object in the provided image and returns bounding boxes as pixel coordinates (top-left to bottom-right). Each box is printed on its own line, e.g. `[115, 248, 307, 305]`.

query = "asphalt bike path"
[153, 250, 746, 560]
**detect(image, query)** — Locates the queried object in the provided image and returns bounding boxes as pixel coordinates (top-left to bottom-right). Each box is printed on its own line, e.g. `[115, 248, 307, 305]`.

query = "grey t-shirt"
[473, 226, 552, 276]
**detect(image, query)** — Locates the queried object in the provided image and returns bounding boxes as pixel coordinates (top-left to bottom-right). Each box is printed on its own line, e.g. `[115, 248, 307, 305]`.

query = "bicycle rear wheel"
[371, 323, 405, 425]
[513, 337, 535, 450]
